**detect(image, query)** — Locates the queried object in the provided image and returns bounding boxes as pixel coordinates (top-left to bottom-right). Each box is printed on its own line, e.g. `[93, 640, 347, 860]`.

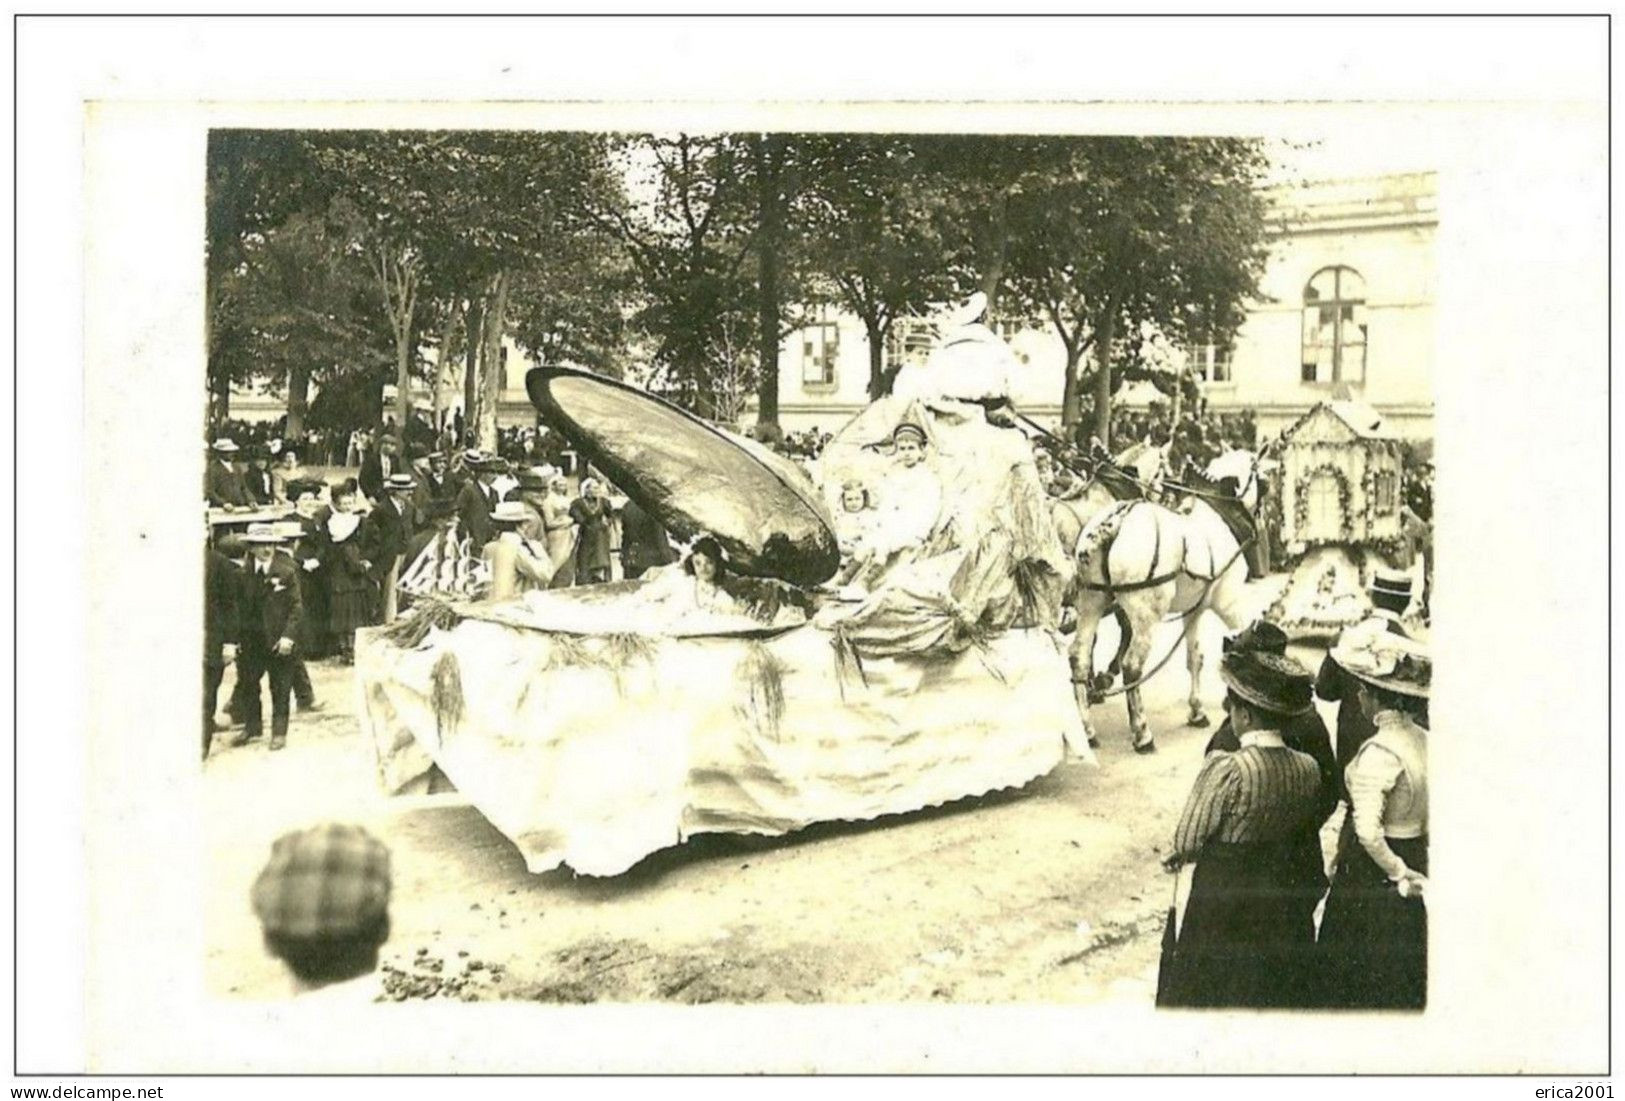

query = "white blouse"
[1346, 710, 1428, 880]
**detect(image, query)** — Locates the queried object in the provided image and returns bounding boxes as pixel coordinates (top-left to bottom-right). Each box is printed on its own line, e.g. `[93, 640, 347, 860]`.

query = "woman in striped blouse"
[1156, 649, 1326, 1009]
[1317, 632, 1430, 1010]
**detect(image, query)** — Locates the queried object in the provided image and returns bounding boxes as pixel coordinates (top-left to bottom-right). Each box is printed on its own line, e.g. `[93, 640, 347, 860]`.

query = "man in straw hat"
[1156, 648, 1325, 1008]
[1315, 568, 1416, 802]
[229, 523, 305, 751]
[205, 437, 254, 510]
[1317, 630, 1430, 1009]
[481, 501, 556, 601]
[252, 823, 392, 1000]
[364, 473, 419, 624]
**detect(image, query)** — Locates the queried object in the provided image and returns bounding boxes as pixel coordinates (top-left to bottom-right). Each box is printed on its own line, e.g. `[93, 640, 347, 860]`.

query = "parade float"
[1264, 400, 1415, 639]
[355, 367, 1092, 877]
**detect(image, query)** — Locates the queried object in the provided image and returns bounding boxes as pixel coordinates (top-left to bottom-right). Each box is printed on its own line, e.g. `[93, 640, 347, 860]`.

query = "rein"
[1018, 414, 1103, 495]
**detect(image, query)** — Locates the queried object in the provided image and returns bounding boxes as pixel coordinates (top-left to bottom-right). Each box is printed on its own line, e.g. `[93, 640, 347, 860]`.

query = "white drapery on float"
[356, 366, 1093, 877]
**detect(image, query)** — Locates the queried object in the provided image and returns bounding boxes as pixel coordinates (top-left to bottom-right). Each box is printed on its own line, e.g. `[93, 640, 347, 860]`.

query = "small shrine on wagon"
[1266, 400, 1411, 638]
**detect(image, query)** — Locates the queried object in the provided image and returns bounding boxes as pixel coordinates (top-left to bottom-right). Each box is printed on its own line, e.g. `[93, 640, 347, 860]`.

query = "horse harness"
[1070, 501, 1259, 701]
[1041, 441, 1265, 704]
[1079, 499, 1249, 598]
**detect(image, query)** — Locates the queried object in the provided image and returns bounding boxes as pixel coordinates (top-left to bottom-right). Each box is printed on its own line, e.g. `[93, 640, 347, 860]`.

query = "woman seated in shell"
[639, 536, 808, 629]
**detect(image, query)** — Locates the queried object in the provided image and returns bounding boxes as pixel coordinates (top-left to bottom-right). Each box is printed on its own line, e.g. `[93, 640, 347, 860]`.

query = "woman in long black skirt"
[1317, 631, 1431, 1010]
[322, 480, 376, 664]
[1156, 650, 1326, 1009]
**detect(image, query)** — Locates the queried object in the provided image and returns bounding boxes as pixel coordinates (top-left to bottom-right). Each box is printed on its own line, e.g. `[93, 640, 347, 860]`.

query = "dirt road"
[207, 597, 1329, 1006]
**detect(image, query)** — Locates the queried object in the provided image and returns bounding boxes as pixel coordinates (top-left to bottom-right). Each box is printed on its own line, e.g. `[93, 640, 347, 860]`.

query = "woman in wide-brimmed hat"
[1317, 631, 1431, 1010]
[1156, 649, 1326, 1009]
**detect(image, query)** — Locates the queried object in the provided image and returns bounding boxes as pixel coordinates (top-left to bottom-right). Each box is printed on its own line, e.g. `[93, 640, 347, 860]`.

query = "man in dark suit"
[241, 446, 276, 506]
[204, 522, 240, 760]
[359, 434, 401, 502]
[231, 523, 305, 751]
[205, 438, 253, 509]
[364, 473, 417, 623]
[454, 454, 505, 550]
[1315, 569, 1415, 800]
[412, 452, 459, 527]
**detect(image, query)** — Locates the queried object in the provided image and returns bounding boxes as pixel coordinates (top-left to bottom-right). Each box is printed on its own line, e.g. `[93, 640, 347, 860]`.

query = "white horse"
[1065, 455, 1262, 752]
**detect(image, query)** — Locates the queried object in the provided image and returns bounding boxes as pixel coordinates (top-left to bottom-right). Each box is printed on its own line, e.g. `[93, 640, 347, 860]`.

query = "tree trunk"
[1169, 359, 1185, 428]
[285, 363, 311, 441]
[1060, 346, 1084, 426]
[865, 316, 887, 400]
[977, 192, 1010, 312]
[1092, 310, 1117, 449]
[207, 368, 231, 427]
[462, 298, 483, 445]
[753, 135, 784, 428]
[204, 268, 226, 427]
[432, 302, 462, 436]
[477, 271, 510, 452]
[393, 324, 412, 444]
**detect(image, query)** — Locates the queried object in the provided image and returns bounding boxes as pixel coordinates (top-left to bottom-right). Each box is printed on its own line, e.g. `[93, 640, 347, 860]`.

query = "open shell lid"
[527, 367, 839, 587]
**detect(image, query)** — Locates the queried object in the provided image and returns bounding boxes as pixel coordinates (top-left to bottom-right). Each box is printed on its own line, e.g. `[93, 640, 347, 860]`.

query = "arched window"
[1301, 266, 1367, 385]
[1304, 469, 1344, 534]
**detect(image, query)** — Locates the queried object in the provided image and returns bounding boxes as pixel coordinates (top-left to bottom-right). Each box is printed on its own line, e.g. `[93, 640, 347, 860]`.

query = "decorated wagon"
[354, 368, 1092, 877]
[1264, 400, 1416, 638]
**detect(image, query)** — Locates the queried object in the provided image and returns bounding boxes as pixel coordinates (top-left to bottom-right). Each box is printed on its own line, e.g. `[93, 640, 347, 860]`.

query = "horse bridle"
[1018, 413, 1266, 508]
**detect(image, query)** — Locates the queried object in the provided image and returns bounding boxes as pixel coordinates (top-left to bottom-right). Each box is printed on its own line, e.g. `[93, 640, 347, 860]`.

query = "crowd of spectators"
[779, 427, 833, 461]
[494, 425, 573, 471]
[204, 417, 682, 759]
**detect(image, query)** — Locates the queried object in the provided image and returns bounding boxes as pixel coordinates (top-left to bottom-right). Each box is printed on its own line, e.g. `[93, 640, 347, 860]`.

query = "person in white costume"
[832, 479, 881, 581]
[840, 424, 944, 594]
[891, 292, 1022, 426]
